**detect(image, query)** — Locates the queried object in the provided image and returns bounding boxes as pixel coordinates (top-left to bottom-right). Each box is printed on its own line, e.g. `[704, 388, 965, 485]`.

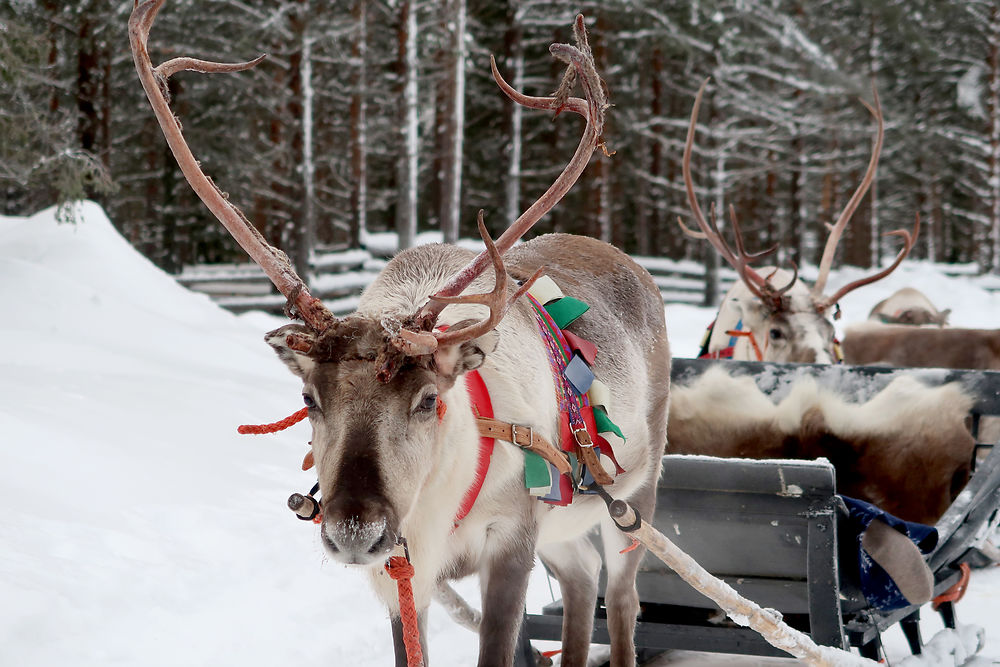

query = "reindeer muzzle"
[319, 499, 399, 565]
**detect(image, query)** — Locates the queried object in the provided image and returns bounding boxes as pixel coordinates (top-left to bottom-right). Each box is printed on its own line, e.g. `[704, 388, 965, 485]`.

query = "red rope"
[385, 556, 424, 667]
[619, 535, 641, 554]
[724, 329, 764, 361]
[237, 407, 308, 434]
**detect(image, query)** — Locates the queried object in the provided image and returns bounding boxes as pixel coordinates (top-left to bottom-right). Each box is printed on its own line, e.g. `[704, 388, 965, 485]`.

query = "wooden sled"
[516, 358, 1000, 665]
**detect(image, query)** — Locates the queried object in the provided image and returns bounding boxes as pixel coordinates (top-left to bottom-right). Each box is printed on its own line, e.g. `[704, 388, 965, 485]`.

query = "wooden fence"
[175, 249, 740, 316]
[176, 247, 998, 317]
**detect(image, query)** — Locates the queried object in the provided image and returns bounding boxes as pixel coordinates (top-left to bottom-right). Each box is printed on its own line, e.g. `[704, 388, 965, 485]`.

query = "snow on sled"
[517, 358, 1000, 666]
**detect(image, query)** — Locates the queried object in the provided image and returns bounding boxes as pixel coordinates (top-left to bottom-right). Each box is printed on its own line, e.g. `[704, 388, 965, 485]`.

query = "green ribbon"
[524, 450, 552, 489]
[544, 296, 590, 329]
[593, 406, 625, 442]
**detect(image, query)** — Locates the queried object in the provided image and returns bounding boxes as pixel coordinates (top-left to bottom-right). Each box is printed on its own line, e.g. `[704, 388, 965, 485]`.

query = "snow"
[2, 201, 999, 666]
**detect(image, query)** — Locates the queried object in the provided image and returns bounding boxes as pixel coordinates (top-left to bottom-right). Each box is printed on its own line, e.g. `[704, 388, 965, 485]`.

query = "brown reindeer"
[129, 4, 670, 666]
[868, 287, 950, 326]
[681, 81, 918, 363]
[668, 366, 974, 525]
[842, 323, 1000, 370]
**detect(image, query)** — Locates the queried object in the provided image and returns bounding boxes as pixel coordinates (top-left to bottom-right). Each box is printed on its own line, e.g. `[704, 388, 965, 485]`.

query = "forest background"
[5, 0, 1000, 289]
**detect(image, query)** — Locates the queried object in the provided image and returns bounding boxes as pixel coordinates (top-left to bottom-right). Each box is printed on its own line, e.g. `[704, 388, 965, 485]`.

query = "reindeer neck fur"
[708, 267, 836, 363]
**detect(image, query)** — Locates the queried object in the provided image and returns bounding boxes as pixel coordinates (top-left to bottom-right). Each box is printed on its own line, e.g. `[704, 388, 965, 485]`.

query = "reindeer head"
[682, 80, 918, 363]
[263, 222, 542, 564]
[265, 312, 498, 562]
[130, 2, 606, 564]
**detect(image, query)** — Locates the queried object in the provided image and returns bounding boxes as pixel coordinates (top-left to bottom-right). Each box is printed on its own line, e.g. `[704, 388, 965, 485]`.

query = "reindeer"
[129, 3, 670, 666]
[681, 81, 918, 363]
[868, 286, 950, 326]
[842, 324, 1000, 370]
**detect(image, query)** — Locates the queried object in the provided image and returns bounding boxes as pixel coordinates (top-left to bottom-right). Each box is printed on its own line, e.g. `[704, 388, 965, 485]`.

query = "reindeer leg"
[390, 608, 429, 667]
[478, 525, 537, 667]
[600, 481, 657, 667]
[537, 535, 602, 667]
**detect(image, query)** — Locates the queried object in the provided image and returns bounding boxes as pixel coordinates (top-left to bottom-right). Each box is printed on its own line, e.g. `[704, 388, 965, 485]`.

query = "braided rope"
[385, 556, 424, 667]
[237, 407, 309, 434]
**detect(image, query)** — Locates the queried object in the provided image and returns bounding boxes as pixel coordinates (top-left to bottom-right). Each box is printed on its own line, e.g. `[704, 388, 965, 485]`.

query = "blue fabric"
[563, 353, 596, 395]
[841, 496, 938, 611]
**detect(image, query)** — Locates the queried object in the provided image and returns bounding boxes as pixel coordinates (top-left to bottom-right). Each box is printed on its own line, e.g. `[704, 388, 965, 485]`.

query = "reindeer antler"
[681, 79, 793, 310]
[807, 84, 920, 312]
[814, 213, 919, 313]
[811, 82, 885, 299]
[128, 0, 335, 333]
[390, 14, 607, 356]
[392, 213, 545, 355]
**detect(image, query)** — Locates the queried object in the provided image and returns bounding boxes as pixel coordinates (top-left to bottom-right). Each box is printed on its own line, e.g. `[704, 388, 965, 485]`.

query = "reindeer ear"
[432, 319, 499, 382]
[265, 324, 318, 379]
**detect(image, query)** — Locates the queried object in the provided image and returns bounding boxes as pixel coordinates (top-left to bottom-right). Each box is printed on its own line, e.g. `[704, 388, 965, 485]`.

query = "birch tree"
[502, 1, 525, 227]
[395, 0, 419, 250]
[439, 0, 467, 244]
[349, 0, 368, 249]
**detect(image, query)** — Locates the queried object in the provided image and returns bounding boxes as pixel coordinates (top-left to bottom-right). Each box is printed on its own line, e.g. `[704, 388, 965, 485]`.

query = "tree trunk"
[349, 0, 368, 249]
[287, 2, 312, 282]
[869, 11, 882, 268]
[503, 1, 523, 227]
[988, 3, 1000, 272]
[644, 48, 664, 256]
[396, 0, 419, 251]
[76, 16, 99, 199]
[440, 0, 467, 244]
[592, 19, 612, 244]
[789, 136, 804, 266]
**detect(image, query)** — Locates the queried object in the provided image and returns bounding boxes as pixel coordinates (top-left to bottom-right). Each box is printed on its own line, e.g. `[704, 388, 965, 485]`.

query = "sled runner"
[517, 358, 1000, 665]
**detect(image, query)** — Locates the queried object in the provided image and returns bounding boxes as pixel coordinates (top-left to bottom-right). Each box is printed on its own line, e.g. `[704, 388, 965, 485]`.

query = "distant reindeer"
[868, 287, 950, 327]
[842, 324, 1000, 370]
[130, 4, 670, 666]
[682, 81, 918, 363]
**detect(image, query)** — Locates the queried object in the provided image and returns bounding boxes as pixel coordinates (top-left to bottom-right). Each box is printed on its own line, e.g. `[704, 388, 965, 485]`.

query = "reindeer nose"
[321, 514, 396, 564]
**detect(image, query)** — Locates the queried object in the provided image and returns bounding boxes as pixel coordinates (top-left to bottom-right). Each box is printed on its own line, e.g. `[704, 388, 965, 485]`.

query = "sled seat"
[520, 454, 857, 662]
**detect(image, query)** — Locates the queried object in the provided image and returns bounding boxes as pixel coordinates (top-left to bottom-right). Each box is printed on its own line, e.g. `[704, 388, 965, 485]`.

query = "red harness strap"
[724, 329, 764, 361]
[452, 369, 495, 528]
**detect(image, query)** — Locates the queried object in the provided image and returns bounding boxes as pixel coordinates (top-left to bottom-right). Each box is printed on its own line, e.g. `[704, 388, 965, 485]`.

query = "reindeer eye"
[417, 393, 438, 413]
[769, 328, 784, 341]
[303, 394, 317, 409]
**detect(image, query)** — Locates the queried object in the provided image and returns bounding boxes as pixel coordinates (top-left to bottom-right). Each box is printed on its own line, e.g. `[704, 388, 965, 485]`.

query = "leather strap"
[572, 428, 614, 486]
[476, 418, 572, 476]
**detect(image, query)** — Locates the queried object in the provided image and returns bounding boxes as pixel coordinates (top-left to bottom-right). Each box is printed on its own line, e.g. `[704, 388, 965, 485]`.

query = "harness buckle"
[396, 535, 411, 563]
[511, 423, 533, 448]
[573, 427, 593, 448]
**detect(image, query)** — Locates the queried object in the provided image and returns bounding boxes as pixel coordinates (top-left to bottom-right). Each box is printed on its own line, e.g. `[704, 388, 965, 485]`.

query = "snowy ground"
[1, 202, 998, 666]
